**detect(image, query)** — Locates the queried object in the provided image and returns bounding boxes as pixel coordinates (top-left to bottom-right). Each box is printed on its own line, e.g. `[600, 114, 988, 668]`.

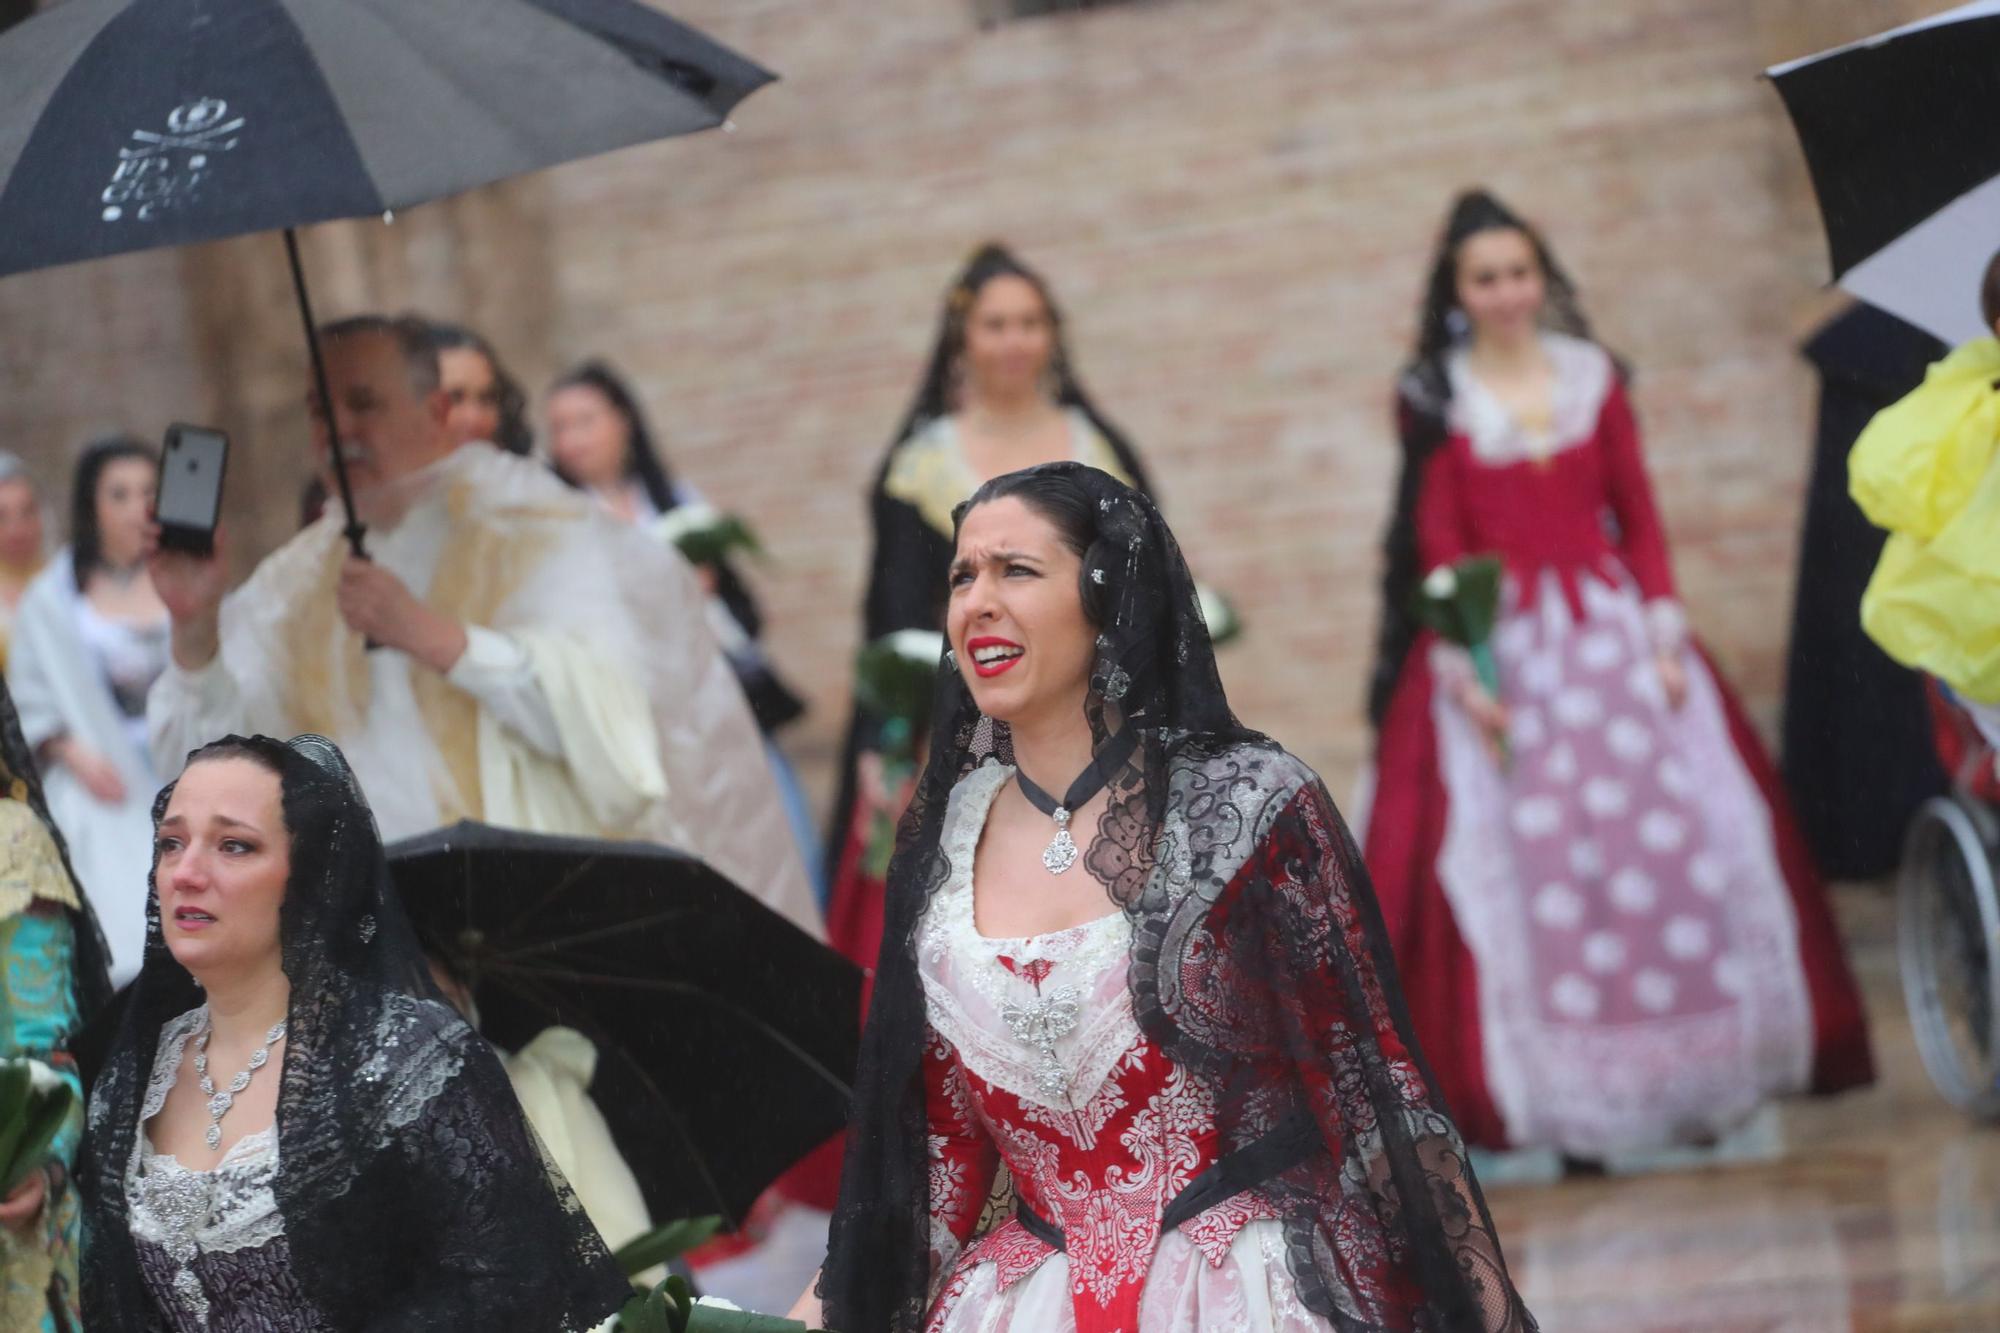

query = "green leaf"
[853, 632, 945, 724]
[682, 1306, 821, 1332]
[0, 1061, 35, 1191]
[0, 1079, 75, 1195]
[615, 1289, 671, 1333]
[614, 1215, 724, 1277]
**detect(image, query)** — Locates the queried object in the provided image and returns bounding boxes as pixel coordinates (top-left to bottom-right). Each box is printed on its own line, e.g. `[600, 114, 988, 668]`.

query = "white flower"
[649, 501, 725, 545]
[694, 1296, 745, 1311]
[1423, 566, 1458, 599]
[1195, 583, 1242, 644]
[885, 629, 947, 665]
[22, 1058, 64, 1095]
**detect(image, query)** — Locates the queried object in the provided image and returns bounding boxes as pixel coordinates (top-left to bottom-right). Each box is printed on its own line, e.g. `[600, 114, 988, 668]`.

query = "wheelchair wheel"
[1898, 796, 2000, 1118]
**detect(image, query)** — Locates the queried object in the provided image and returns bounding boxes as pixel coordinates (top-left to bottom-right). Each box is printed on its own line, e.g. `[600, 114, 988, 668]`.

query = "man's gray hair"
[318, 314, 442, 398]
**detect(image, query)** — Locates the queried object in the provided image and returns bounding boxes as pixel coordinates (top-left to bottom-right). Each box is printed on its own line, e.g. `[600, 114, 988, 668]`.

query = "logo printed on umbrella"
[99, 97, 245, 224]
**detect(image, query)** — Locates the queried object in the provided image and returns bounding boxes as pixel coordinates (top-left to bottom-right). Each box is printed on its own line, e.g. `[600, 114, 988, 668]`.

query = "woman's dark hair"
[1405, 189, 1592, 387]
[956, 467, 1109, 625]
[892, 242, 1098, 444]
[1367, 189, 1605, 728]
[1982, 246, 2000, 332]
[70, 435, 155, 592]
[427, 322, 533, 456]
[547, 359, 678, 513]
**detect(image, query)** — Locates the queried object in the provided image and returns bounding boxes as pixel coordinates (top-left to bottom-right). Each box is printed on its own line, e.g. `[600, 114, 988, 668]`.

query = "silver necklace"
[192, 1014, 287, 1151]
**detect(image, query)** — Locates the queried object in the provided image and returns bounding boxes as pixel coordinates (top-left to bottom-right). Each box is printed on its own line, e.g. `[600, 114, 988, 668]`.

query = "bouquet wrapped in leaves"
[0, 1056, 75, 1199]
[854, 630, 946, 879]
[614, 1217, 824, 1332]
[650, 504, 763, 568]
[1411, 556, 1508, 757]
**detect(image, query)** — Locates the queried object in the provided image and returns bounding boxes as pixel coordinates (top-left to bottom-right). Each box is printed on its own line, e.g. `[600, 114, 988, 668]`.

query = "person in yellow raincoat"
[1851, 249, 2000, 707]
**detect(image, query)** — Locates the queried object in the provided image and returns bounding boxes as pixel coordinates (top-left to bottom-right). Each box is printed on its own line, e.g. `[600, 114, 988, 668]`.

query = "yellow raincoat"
[1851, 336, 2000, 701]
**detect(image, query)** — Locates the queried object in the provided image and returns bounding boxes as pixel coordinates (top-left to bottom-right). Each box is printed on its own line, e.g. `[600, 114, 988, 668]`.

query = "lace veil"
[80, 734, 628, 1330]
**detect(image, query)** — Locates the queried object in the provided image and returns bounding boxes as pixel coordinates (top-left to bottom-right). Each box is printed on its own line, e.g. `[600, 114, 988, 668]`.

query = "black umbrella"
[1767, 2, 2000, 344]
[387, 821, 860, 1228]
[0, 0, 773, 550]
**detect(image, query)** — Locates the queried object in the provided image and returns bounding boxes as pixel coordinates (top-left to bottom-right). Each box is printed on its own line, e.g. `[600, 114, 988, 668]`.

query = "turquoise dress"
[1, 905, 83, 1331]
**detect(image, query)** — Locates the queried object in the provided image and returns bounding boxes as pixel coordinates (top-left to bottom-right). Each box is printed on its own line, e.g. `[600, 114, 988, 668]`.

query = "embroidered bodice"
[917, 761, 1280, 1331]
[125, 1008, 331, 1332]
[1419, 333, 1678, 621]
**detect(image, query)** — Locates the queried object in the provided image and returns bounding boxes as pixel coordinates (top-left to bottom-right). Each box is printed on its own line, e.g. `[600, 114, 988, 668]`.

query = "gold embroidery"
[881, 413, 1137, 538]
[410, 481, 559, 823]
[0, 800, 79, 918]
[271, 536, 369, 742]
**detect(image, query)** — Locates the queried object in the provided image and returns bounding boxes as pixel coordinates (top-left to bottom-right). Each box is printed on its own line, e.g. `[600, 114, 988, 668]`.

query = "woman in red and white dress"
[1362, 189, 1873, 1162]
[795, 463, 1534, 1332]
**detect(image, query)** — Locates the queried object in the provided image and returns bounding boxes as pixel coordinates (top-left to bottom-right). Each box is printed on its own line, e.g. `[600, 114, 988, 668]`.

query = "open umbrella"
[0, 0, 773, 551]
[1768, 1, 2000, 344]
[387, 821, 860, 1228]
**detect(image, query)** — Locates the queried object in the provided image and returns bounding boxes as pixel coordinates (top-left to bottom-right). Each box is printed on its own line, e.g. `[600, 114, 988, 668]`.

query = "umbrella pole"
[283, 227, 368, 559]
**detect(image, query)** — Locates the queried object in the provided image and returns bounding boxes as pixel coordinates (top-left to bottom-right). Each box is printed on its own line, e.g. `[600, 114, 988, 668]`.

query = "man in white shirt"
[146, 314, 818, 936]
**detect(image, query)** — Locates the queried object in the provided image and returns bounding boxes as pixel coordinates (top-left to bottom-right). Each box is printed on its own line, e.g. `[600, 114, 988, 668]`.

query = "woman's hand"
[147, 521, 229, 670]
[52, 736, 126, 804]
[1454, 679, 1511, 765]
[0, 1167, 48, 1233]
[1655, 652, 1688, 712]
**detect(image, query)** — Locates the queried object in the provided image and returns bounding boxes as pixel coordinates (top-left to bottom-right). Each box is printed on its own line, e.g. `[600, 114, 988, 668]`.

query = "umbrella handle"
[285, 229, 383, 651]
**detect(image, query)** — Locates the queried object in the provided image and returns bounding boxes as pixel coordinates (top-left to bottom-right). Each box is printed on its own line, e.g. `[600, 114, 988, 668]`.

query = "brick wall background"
[0, 0, 1946, 805]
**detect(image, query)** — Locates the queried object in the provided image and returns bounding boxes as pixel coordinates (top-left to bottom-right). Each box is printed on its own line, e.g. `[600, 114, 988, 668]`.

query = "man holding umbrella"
[144, 314, 820, 937]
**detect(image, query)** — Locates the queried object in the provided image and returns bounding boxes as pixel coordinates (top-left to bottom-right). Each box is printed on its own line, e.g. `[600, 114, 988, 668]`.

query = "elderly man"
[146, 314, 817, 935]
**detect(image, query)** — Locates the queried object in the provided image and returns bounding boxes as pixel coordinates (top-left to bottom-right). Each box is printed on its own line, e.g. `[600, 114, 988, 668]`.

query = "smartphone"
[157, 423, 229, 556]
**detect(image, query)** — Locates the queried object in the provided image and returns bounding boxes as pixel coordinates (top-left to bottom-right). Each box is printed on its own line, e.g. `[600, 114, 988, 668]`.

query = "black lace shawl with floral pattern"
[819, 463, 1536, 1332]
[80, 735, 629, 1331]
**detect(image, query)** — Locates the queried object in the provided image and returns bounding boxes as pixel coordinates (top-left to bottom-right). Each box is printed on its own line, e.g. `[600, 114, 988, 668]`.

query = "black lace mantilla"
[81, 734, 630, 1331]
[818, 463, 1535, 1331]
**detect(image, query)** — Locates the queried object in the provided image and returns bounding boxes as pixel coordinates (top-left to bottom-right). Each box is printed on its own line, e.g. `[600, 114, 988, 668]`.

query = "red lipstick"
[966, 636, 1025, 678]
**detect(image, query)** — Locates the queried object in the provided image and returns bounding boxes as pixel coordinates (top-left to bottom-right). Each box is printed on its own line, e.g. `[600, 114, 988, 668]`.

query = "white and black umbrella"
[0, 0, 772, 548]
[1768, 1, 2000, 345]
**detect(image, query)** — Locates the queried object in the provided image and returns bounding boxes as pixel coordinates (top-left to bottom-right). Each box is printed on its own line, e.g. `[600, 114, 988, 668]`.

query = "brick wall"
[0, 0, 1944, 805]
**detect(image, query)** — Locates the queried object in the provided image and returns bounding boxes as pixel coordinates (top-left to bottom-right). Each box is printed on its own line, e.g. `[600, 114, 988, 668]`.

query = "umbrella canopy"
[388, 821, 860, 1229]
[1768, 1, 2000, 344]
[0, 0, 771, 278]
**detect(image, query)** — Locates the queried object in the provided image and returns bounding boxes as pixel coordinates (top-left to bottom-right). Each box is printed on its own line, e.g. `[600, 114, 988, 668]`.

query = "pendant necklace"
[1014, 728, 1139, 875]
[193, 1012, 288, 1151]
